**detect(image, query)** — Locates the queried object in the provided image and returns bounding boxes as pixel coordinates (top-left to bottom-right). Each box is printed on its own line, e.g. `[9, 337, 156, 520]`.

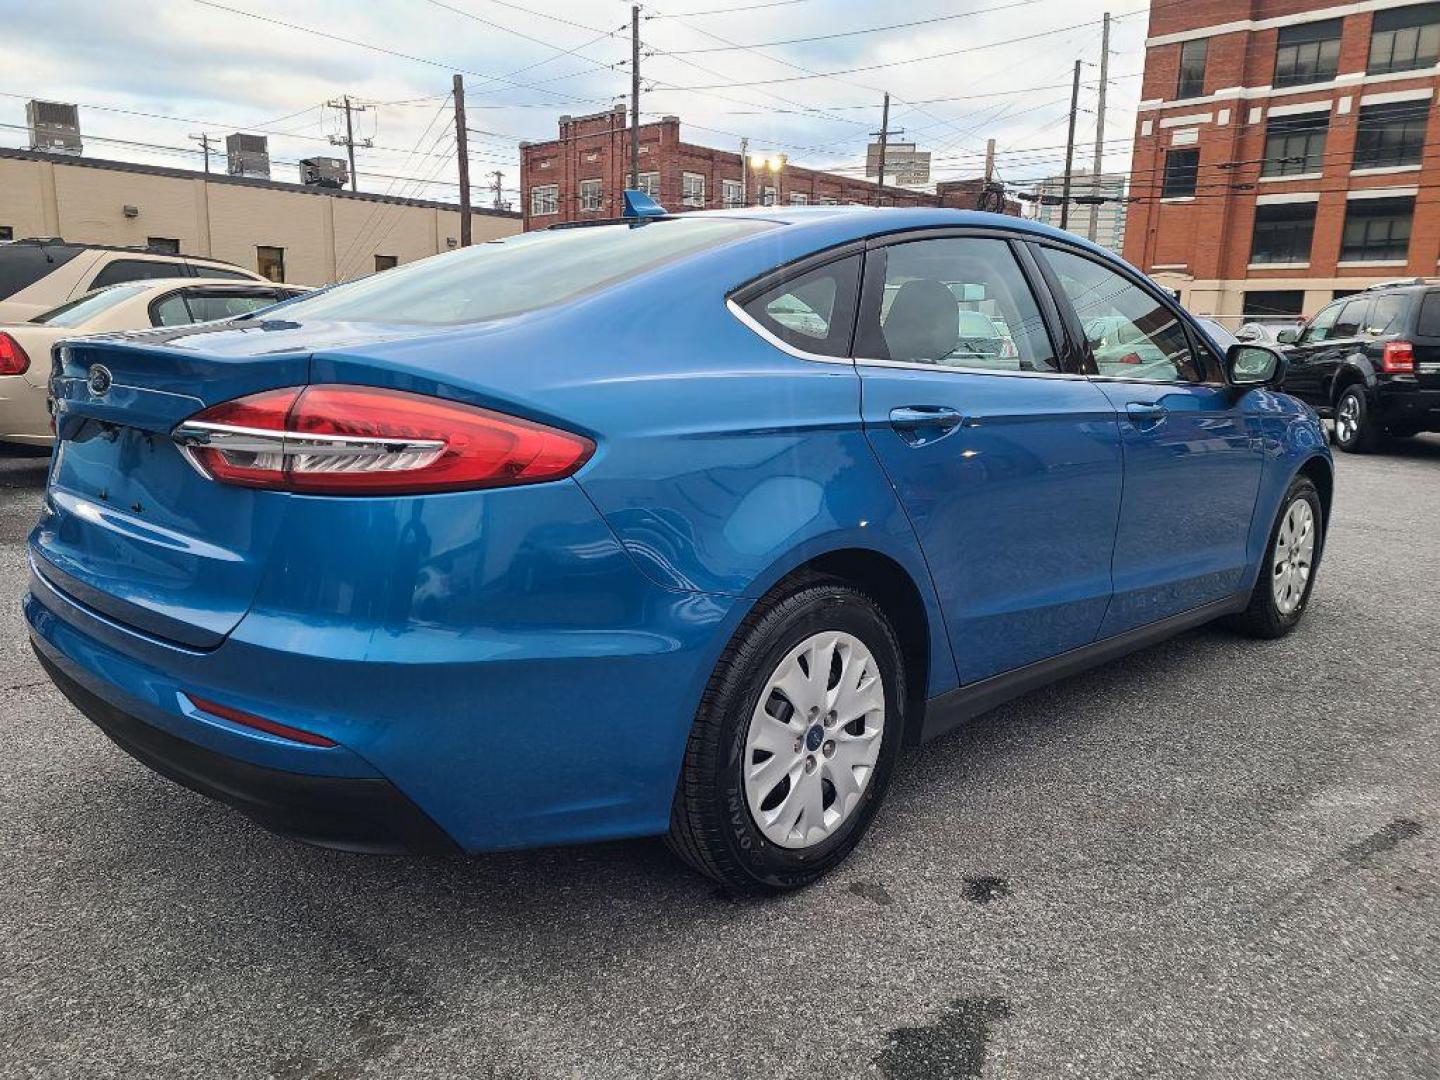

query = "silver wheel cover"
[742, 631, 886, 850]
[1335, 394, 1360, 443]
[1272, 497, 1316, 616]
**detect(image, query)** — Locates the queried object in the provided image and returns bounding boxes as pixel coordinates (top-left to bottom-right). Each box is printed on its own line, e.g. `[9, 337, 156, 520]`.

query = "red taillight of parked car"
[0, 332, 30, 376]
[174, 385, 595, 495]
[1381, 340, 1415, 374]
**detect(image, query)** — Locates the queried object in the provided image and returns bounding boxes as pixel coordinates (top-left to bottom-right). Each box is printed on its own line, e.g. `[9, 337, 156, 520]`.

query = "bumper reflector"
[188, 695, 338, 747]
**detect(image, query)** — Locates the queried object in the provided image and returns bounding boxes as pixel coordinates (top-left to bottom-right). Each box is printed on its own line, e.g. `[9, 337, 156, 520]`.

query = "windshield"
[274, 217, 778, 326]
[31, 283, 152, 327]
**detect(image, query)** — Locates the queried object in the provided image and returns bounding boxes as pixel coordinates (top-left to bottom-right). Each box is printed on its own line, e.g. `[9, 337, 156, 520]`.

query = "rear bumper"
[1376, 384, 1440, 430]
[34, 643, 459, 855]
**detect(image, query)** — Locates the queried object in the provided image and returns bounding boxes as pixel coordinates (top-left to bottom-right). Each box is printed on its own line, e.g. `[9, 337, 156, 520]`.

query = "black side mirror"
[1275, 327, 1300, 345]
[1227, 342, 1288, 389]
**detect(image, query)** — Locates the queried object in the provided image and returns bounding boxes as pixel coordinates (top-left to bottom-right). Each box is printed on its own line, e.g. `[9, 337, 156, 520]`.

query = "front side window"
[722, 178, 744, 208]
[1041, 246, 1203, 383]
[740, 256, 860, 357]
[91, 258, 186, 289]
[1299, 300, 1343, 343]
[1368, 2, 1440, 74]
[682, 172, 705, 208]
[1340, 196, 1414, 261]
[256, 246, 285, 283]
[274, 217, 776, 326]
[859, 237, 1057, 373]
[1162, 149, 1200, 197]
[1262, 113, 1328, 176]
[530, 184, 559, 216]
[1274, 19, 1342, 86]
[1353, 101, 1428, 169]
[1251, 202, 1317, 264]
[579, 179, 603, 212]
[1177, 39, 1208, 98]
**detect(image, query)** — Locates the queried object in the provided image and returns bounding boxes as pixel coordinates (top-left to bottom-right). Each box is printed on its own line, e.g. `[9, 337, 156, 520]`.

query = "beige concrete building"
[0, 147, 520, 287]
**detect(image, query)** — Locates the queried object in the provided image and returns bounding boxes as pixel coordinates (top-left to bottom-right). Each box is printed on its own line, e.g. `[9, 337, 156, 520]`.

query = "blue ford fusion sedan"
[27, 201, 1331, 893]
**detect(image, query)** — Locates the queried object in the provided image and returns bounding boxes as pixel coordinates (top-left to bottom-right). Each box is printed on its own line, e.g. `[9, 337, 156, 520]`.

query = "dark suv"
[1277, 280, 1440, 452]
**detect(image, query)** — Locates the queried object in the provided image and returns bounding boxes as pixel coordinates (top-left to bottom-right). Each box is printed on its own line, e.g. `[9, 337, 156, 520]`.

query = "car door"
[1033, 243, 1265, 637]
[1285, 298, 1358, 407]
[854, 231, 1123, 684]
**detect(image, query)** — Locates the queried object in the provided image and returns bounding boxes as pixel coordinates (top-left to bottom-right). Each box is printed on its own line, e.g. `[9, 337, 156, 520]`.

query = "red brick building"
[519, 108, 1011, 231]
[1124, 0, 1440, 321]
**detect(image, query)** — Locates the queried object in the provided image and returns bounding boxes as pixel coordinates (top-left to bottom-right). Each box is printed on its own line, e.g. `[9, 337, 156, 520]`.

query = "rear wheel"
[1230, 476, 1324, 639]
[1333, 385, 1381, 453]
[667, 580, 905, 894]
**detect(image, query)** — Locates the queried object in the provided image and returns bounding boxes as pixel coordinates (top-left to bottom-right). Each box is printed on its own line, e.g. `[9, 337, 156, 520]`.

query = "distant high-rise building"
[1029, 169, 1128, 253]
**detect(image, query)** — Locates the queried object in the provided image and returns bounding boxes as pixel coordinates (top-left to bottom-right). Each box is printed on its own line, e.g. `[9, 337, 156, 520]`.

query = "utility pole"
[1060, 60, 1082, 232]
[327, 95, 373, 192]
[490, 170, 505, 211]
[740, 136, 749, 206]
[190, 133, 216, 175]
[874, 92, 891, 206]
[630, 4, 641, 188]
[453, 75, 472, 246]
[1088, 12, 1112, 242]
[984, 137, 996, 183]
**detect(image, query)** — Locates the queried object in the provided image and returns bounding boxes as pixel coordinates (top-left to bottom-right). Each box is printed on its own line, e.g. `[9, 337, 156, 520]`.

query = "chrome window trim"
[853, 356, 1086, 380]
[725, 298, 853, 365]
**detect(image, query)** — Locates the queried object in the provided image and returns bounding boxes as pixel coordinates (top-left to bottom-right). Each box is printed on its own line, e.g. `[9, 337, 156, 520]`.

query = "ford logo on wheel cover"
[87, 365, 113, 396]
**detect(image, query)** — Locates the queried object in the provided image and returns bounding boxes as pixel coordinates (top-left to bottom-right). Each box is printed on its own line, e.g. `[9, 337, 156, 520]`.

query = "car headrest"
[882, 279, 959, 363]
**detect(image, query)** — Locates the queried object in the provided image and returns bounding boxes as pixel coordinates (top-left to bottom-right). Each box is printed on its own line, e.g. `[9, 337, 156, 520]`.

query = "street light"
[747, 152, 787, 205]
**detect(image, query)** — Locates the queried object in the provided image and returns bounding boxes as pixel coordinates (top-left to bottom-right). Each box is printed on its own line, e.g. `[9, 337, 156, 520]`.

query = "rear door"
[1033, 243, 1265, 636]
[854, 231, 1123, 684]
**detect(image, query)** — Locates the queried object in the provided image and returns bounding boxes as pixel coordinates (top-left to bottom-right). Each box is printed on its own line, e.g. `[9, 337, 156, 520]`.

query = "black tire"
[1229, 475, 1325, 639]
[667, 579, 906, 895]
[1332, 385, 1382, 453]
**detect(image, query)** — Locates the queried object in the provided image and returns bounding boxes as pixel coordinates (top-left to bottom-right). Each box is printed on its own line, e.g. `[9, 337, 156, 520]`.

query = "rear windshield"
[0, 243, 83, 300]
[271, 217, 777, 326]
[32, 283, 151, 327]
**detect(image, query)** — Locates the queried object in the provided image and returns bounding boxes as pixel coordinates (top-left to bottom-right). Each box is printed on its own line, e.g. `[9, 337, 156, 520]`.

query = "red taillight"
[1382, 340, 1415, 373]
[0, 332, 30, 376]
[174, 385, 594, 495]
[188, 695, 337, 747]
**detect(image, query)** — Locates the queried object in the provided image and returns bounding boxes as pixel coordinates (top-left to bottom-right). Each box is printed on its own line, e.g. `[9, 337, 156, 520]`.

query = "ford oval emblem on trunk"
[87, 365, 113, 396]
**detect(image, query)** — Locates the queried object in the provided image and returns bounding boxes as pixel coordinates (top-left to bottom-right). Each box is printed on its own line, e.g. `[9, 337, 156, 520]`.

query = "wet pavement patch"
[849, 880, 894, 906]
[877, 996, 1011, 1080]
[1341, 818, 1423, 866]
[962, 876, 1010, 905]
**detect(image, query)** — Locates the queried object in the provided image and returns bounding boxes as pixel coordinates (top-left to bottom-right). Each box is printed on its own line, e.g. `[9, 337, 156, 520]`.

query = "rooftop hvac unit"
[26, 100, 82, 155]
[299, 156, 348, 189]
[226, 133, 270, 179]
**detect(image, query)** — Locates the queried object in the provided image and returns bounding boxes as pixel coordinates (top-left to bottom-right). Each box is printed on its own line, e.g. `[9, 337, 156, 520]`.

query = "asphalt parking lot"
[2, 438, 1438, 1080]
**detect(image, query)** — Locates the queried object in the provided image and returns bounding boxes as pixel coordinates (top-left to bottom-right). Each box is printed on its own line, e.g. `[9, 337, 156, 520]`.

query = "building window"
[530, 184, 559, 216]
[256, 246, 285, 283]
[722, 178, 744, 208]
[1177, 38, 1207, 99]
[1274, 19, 1342, 87]
[146, 237, 181, 254]
[1340, 196, 1414, 261]
[681, 172, 705, 207]
[579, 178, 603, 212]
[1161, 149, 1200, 197]
[637, 172, 660, 198]
[374, 254, 398, 272]
[0, 226, 13, 242]
[1250, 202, 1317, 264]
[1244, 290, 1305, 317]
[762, 185, 777, 205]
[1262, 113, 1328, 177]
[1369, 2, 1440, 73]
[790, 193, 809, 205]
[1353, 100, 1428, 169]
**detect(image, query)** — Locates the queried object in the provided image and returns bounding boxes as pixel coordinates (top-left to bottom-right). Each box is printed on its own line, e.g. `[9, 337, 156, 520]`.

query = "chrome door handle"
[889, 406, 963, 446]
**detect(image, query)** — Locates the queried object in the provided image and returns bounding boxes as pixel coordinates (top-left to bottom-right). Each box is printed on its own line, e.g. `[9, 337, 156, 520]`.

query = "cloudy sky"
[0, 0, 1150, 207]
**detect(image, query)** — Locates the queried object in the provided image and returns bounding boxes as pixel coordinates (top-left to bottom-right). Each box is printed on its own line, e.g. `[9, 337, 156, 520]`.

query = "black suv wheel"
[1332, 385, 1382, 453]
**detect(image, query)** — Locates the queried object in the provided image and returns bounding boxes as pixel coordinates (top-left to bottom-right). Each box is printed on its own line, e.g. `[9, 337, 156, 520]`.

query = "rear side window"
[1418, 291, 1440, 337]
[1366, 293, 1410, 336]
[91, 259, 186, 289]
[740, 256, 859, 357]
[0, 244, 83, 300]
[31, 283, 151, 327]
[192, 265, 256, 282]
[277, 218, 778, 326]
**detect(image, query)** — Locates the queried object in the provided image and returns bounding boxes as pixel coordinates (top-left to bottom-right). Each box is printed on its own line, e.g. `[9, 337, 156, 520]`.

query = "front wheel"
[1333, 386, 1381, 453]
[667, 580, 905, 894]
[1230, 476, 1324, 639]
